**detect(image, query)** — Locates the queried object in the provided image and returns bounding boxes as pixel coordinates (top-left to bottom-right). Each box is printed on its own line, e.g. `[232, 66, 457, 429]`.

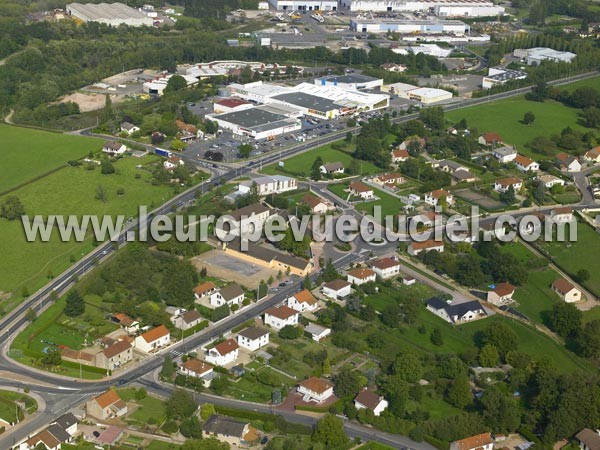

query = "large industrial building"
[382, 82, 452, 104]
[185, 61, 302, 80]
[482, 67, 528, 89]
[268, 0, 338, 10]
[207, 104, 302, 140]
[228, 81, 292, 103]
[340, 0, 504, 17]
[66, 2, 154, 26]
[314, 74, 384, 90]
[350, 18, 469, 35]
[142, 74, 199, 96]
[513, 48, 577, 66]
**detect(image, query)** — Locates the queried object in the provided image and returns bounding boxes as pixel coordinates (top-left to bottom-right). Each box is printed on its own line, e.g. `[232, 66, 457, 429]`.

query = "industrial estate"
[3, 0, 600, 450]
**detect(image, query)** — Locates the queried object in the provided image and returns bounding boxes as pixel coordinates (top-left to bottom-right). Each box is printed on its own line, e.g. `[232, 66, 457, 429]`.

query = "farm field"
[0, 154, 186, 311]
[536, 220, 600, 296]
[0, 124, 102, 194]
[261, 142, 380, 178]
[446, 96, 585, 155]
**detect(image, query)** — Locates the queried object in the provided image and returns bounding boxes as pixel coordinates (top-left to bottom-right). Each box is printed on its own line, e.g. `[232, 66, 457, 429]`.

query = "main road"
[0, 70, 599, 448]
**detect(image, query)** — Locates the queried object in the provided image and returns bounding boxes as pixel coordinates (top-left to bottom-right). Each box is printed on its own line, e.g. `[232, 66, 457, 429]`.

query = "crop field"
[0, 124, 101, 194]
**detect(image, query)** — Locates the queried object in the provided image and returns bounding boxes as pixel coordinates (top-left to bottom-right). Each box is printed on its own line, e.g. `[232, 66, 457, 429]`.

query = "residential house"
[264, 305, 299, 330]
[370, 257, 401, 279]
[297, 377, 334, 403]
[372, 173, 404, 186]
[537, 174, 565, 188]
[584, 148, 600, 163]
[120, 121, 139, 135]
[237, 326, 270, 351]
[194, 281, 217, 300]
[322, 279, 352, 300]
[381, 63, 407, 72]
[452, 169, 476, 183]
[178, 359, 215, 387]
[450, 433, 493, 450]
[486, 282, 515, 306]
[478, 132, 503, 147]
[424, 189, 454, 207]
[349, 181, 375, 200]
[391, 148, 410, 163]
[347, 268, 376, 286]
[556, 153, 582, 172]
[302, 193, 330, 214]
[134, 325, 170, 353]
[552, 278, 582, 303]
[403, 276, 416, 285]
[203, 415, 259, 447]
[287, 289, 319, 313]
[53, 413, 78, 437]
[494, 177, 523, 193]
[164, 155, 184, 170]
[320, 162, 344, 175]
[438, 159, 468, 174]
[304, 323, 331, 342]
[550, 207, 575, 223]
[21, 414, 78, 450]
[238, 175, 297, 196]
[23, 430, 62, 450]
[102, 141, 127, 156]
[408, 239, 445, 256]
[426, 298, 488, 325]
[492, 146, 517, 163]
[514, 154, 539, 172]
[112, 313, 139, 334]
[217, 203, 271, 237]
[172, 309, 203, 330]
[210, 283, 245, 308]
[96, 339, 133, 371]
[86, 389, 127, 420]
[354, 389, 388, 416]
[576, 428, 600, 450]
[205, 338, 239, 366]
[398, 138, 426, 151]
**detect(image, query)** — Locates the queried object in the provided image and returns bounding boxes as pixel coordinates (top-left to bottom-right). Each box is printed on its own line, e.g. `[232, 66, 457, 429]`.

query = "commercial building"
[66, 2, 154, 26]
[271, 91, 342, 119]
[482, 67, 528, 89]
[213, 98, 252, 114]
[350, 18, 469, 35]
[341, 0, 505, 17]
[228, 81, 293, 103]
[407, 43, 453, 57]
[513, 47, 577, 65]
[268, 0, 338, 10]
[142, 74, 198, 96]
[208, 105, 302, 140]
[383, 82, 452, 104]
[315, 74, 383, 90]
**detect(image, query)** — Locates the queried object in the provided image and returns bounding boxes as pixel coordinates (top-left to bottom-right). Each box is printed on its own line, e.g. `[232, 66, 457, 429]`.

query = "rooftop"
[181, 358, 213, 376]
[219, 283, 244, 301]
[238, 326, 269, 340]
[355, 389, 384, 410]
[552, 278, 576, 294]
[321, 73, 381, 84]
[212, 107, 298, 131]
[323, 279, 351, 291]
[298, 376, 333, 394]
[265, 305, 298, 320]
[347, 268, 376, 279]
[140, 324, 169, 343]
[273, 91, 340, 113]
[213, 338, 239, 356]
[203, 414, 248, 438]
[452, 433, 493, 450]
[293, 289, 317, 305]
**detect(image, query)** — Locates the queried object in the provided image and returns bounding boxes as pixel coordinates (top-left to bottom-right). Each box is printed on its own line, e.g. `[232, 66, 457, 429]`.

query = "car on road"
[261, 437, 269, 445]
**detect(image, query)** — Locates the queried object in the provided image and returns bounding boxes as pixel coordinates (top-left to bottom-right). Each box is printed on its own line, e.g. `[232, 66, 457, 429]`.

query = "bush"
[162, 420, 179, 434]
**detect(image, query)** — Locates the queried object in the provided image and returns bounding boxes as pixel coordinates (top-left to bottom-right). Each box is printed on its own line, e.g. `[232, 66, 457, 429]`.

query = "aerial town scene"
[3, 0, 600, 449]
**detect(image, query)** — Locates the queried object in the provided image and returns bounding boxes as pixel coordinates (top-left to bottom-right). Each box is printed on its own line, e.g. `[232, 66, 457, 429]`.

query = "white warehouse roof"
[67, 2, 154, 26]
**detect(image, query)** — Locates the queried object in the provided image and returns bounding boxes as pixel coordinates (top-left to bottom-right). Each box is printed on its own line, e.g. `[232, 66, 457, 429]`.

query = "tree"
[180, 416, 202, 438]
[278, 325, 300, 340]
[170, 139, 186, 151]
[500, 185, 516, 204]
[480, 385, 521, 433]
[480, 322, 518, 358]
[479, 344, 500, 367]
[165, 75, 187, 93]
[166, 389, 197, 420]
[135, 388, 147, 400]
[323, 259, 340, 282]
[42, 348, 61, 366]
[182, 438, 229, 450]
[312, 414, 349, 449]
[392, 352, 423, 383]
[101, 158, 115, 174]
[95, 185, 107, 202]
[523, 111, 535, 125]
[584, 107, 600, 128]
[446, 375, 472, 409]
[160, 355, 175, 380]
[430, 327, 444, 346]
[238, 143, 253, 158]
[345, 131, 353, 143]
[577, 269, 590, 282]
[311, 156, 323, 181]
[303, 274, 312, 290]
[25, 308, 36, 322]
[333, 365, 365, 398]
[548, 302, 582, 338]
[200, 403, 216, 420]
[0, 196, 25, 220]
[64, 290, 84, 317]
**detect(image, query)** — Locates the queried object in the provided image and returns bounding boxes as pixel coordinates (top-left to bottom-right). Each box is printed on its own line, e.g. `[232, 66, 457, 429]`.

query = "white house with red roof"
[347, 268, 376, 286]
[297, 377, 334, 403]
[264, 305, 299, 330]
[322, 279, 352, 300]
[164, 155, 185, 170]
[584, 147, 600, 163]
[494, 177, 523, 193]
[349, 181, 374, 200]
[391, 148, 410, 163]
[134, 325, 170, 353]
[514, 154, 539, 172]
[450, 433, 493, 450]
[205, 338, 239, 366]
[178, 359, 215, 386]
[408, 239, 445, 256]
[486, 282, 515, 306]
[550, 207, 575, 223]
[370, 257, 401, 279]
[287, 289, 319, 313]
[424, 189, 454, 207]
[552, 278, 581, 303]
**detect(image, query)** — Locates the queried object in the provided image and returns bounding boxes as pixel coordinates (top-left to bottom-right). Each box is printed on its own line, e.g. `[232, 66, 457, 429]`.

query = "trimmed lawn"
[261, 142, 380, 178]
[127, 395, 167, 425]
[446, 96, 586, 156]
[407, 387, 462, 420]
[146, 441, 182, 450]
[354, 186, 406, 218]
[223, 366, 296, 403]
[560, 75, 600, 92]
[0, 390, 37, 423]
[537, 221, 600, 296]
[0, 124, 102, 194]
[364, 283, 438, 312]
[0, 154, 181, 309]
[514, 269, 560, 324]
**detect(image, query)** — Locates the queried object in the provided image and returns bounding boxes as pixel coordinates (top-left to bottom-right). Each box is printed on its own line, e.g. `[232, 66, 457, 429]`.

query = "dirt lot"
[455, 188, 505, 211]
[60, 92, 125, 112]
[191, 250, 278, 289]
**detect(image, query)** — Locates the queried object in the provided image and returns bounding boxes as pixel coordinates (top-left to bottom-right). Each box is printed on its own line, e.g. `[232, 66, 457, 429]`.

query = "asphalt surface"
[1, 70, 600, 448]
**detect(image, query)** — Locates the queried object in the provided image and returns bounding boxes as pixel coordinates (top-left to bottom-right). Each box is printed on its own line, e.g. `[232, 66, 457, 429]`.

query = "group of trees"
[0, 196, 25, 220]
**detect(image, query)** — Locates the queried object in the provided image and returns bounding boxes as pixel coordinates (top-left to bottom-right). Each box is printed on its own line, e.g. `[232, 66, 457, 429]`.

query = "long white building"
[513, 47, 577, 66]
[341, 0, 504, 16]
[268, 0, 337, 10]
[66, 2, 154, 26]
[350, 18, 469, 34]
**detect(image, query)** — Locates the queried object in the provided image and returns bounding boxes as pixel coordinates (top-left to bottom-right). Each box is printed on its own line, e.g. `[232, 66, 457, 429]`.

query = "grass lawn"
[0, 124, 102, 194]
[514, 269, 560, 324]
[146, 441, 182, 450]
[407, 387, 462, 420]
[126, 395, 167, 425]
[0, 390, 37, 423]
[261, 142, 380, 178]
[223, 366, 295, 403]
[559, 75, 600, 92]
[63, 443, 99, 450]
[537, 220, 600, 296]
[356, 443, 397, 450]
[446, 96, 586, 156]
[363, 283, 438, 312]
[0, 154, 180, 310]
[328, 183, 406, 218]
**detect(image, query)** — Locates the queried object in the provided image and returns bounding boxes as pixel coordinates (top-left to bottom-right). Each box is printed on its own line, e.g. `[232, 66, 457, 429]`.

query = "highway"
[0, 70, 599, 448]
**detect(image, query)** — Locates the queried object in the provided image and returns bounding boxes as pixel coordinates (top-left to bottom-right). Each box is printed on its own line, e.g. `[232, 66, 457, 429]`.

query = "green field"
[0, 124, 102, 194]
[537, 221, 600, 296]
[328, 183, 406, 218]
[0, 154, 181, 310]
[514, 269, 560, 324]
[261, 142, 380, 178]
[0, 390, 37, 423]
[223, 366, 296, 403]
[446, 96, 585, 156]
[363, 283, 438, 312]
[146, 441, 182, 450]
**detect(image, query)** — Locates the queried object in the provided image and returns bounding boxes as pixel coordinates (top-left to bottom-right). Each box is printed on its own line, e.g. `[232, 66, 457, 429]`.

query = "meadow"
[0, 124, 101, 194]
